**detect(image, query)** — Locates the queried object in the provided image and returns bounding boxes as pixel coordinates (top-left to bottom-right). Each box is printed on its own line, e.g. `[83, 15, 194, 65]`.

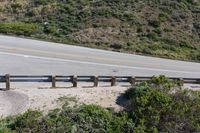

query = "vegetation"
[0, 0, 200, 61]
[0, 22, 38, 36]
[0, 76, 200, 132]
[124, 76, 200, 132]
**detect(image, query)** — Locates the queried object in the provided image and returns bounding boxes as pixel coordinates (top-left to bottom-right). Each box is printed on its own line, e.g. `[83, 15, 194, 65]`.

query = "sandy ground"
[0, 82, 129, 118]
[0, 82, 200, 118]
[0, 90, 28, 118]
[0, 93, 12, 117]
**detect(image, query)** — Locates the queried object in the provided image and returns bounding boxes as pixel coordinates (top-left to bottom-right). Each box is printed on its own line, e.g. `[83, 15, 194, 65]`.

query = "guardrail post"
[111, 76, 116, 86]
[93, 76, 98, 87]
[72, 75, 77, 87]
[179, 78, 184, 87]
[129, 77, 136, 86]
[5, 74, 10, 90]
[52, 76, 56, 88]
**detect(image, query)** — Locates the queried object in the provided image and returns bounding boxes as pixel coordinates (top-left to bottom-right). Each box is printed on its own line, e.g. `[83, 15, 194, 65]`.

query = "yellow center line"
[0, 45, 194, 70]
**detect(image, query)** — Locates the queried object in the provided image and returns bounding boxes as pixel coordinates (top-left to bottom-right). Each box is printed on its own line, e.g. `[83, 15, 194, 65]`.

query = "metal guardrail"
[0, 74, 200, 90]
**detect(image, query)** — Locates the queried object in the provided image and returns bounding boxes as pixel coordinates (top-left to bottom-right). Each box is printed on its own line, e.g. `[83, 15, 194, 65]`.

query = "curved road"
[0, 35, 200, 78]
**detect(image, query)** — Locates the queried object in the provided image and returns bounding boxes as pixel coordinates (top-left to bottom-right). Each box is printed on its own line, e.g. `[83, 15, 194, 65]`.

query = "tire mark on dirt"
[0, 90, 28, 117]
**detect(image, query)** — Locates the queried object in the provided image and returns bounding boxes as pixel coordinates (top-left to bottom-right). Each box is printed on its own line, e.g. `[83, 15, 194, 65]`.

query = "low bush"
[124, 75, 200, 132]
[148, 20, 161, 28]
[0, 105, 134, 133]
[0, 22, 38, 36]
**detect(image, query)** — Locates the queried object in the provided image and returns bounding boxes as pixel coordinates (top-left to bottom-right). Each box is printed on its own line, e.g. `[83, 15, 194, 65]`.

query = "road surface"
[0, 35, 200, 78]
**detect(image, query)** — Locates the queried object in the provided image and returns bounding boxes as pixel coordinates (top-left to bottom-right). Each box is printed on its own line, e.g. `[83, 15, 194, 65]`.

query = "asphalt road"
[0, 35, 200, 78]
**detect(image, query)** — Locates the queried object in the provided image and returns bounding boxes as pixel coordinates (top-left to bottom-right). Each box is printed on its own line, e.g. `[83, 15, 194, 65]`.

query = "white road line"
[0, 51, 200, 75]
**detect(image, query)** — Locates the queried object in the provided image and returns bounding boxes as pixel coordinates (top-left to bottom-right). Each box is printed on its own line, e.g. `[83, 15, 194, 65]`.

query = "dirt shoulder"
[1, 83, 199, 118]
[0, 90, 28, 118]
[0, 85, 128, 117]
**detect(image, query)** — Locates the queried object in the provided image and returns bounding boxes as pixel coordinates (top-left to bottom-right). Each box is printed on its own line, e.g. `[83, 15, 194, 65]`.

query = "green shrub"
[147, 33, 158, 41]
[158, 13, 169, 22]
[124, 75, 200, 132]
[148, 20, 161, 28]
[0, 22, 38, 36]
[110, 43, 123, 50]
[0, 110, 42, 132]
[67, 105, 131, 133]
[0, 105, 134, 133]
[10, 3, 22, 13]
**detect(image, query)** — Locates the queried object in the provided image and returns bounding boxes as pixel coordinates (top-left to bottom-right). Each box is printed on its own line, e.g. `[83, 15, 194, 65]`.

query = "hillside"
[0, 0, 200, 61]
